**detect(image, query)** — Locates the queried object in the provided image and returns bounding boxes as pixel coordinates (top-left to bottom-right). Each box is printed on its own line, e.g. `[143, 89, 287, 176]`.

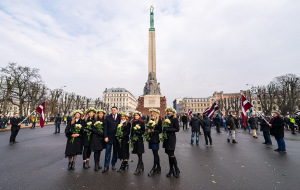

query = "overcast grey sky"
[0, 0, 299, 106]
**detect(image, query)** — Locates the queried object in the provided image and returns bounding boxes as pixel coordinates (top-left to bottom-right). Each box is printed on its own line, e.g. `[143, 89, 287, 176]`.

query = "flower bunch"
[116, 123, 124, 146]
[94, 121, 104, 140]
[132, 111, 142, 116]
[159, 119, 171, 142]
[149, 108, 160, 114]
[70, 124, 82, 144]
[86, 122, 93, 141]
[165, 107, 176, 114]
[142, 120, 156, 141]
[85, 107, 97, 115]
[128, 124, 140, 151]
[97, 110, 106, 114]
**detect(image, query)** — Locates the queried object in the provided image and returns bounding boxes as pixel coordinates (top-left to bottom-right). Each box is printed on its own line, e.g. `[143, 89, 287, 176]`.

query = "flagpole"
[251, 107, 269, 123]
[19, 110, 37, 125]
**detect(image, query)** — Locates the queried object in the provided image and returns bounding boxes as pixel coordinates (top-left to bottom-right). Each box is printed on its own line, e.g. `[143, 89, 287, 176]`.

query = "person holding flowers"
[116, 111, 131, 172]
[64, 110, 84, 170]
[163, 107, 180, 178]
[82, 107, 97, 169]
[130, 111, 145, 175]
[146, 108, 162, 176]
[91, 110, 106, 171]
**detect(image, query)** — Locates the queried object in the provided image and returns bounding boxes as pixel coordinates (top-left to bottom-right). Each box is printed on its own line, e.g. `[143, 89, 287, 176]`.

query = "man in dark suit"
[102, 107, 120, 173]
[54, 114, 62, 134]
[9, 113, 22, 145]
[182, 114, 188, 130]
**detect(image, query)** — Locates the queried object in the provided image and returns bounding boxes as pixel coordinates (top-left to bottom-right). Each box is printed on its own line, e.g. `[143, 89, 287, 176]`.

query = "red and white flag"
[82, 107, 85, 119]
[188, 109, 192, 117]
[35, 102, 45, 128]
[205, 102, 220, 119]
[203, 106, 210, 115]
[241, 95, 253, 127]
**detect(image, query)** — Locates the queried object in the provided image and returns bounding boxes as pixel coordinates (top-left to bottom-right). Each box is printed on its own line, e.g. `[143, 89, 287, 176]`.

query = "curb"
[0, 123, 56, 132]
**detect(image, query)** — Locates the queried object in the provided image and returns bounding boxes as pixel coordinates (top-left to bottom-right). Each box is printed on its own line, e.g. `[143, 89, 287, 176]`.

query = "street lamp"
[57, 86, 66, 114]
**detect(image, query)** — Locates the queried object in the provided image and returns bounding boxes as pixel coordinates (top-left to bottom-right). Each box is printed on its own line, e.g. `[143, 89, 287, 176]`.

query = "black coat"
[163, 115, 180, 151]
[104, 114, 120, 144]
[117, 121, 131, 159]
[190, 117, 201, 132]
[149, 118, 162, 144]
[131, 120, 145, 154]
[248, 117, 258, 129]
[65, 119, 83, 157]
[91, 118, 105, 151]
[182, 116, 188, 123]
[82, 117, 95, 147]
[213, 116, 221, 125]
[201, 115, 212, 132]
[10, 117, 21, 129]
[270, 117, 284, 138]
[67, 116, 72, 125]
[260, 117, 270, 132]
[55, 116, 61, 124]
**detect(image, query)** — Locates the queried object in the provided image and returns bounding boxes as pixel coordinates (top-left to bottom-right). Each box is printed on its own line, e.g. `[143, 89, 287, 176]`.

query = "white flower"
[95, 121, 102, 125]
[87, 122, 92, 126]
[75, 124, 82, 128]
[165, 119, 171, 124]
[118, 124, 123, 128]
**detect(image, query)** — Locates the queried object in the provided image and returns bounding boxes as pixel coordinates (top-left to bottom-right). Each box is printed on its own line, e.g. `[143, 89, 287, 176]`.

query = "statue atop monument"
[143, 6, 161, 96]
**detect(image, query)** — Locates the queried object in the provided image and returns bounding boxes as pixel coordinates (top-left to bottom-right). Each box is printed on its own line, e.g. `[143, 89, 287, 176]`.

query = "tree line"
[0, 63, 106, 116]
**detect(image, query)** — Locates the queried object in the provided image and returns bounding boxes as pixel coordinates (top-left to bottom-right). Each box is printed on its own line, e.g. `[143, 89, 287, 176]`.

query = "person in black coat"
[103, 106, 120, 173]
[248, 114, 258, 138]
[269, 112, 286, 153]
[54, 114, 61, 134]
[82, 107, 97, 169]
[190, 114, 201, 145]
[130, 111, 145, 175]
[65, 110, 84, 170]
[91, 110, 106, 171]
[259, 116, 272, 145]
[9, 113, 22, 145]
[163, 107, 180, 178]
[67, 114, 72, 126]
[181, 114, 188, 130]
[201, 115, 212, 146]
[147, 108, 162, 176]
[116, 111, 131, 172]
[213, 115, 221, 133]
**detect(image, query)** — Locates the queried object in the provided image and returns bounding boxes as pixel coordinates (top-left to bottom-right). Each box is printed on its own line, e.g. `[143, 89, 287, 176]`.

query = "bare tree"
[253, 83, 276, 115]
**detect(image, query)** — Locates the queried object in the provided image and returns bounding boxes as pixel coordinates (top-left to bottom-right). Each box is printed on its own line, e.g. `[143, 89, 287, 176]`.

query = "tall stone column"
[148, 30, 156, 78]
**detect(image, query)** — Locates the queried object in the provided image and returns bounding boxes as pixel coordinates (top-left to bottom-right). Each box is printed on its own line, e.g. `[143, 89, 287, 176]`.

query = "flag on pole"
[35, 102, 45, 128]
[204, 102, 220, 119]
[188, 109, 192, 117]
[242, 95, 253, 127]
[82, 107, 85, 119]
[203, 106, 210, 115]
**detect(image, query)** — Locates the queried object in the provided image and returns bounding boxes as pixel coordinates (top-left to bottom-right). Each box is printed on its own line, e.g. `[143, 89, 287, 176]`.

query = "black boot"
[71, 161, 75, 170]
[83, 162, 88, 169]
[140, 162, 144, 172]
[148, 165, 156, 176]
[134, 164, 141, 175]
[166, 157, 174, 177]
[232, 140, 238, 143]
[86, 160, 91, 168]
[117, 161, 125, 172]
[94, 162, 99, 171]
[68, 162, 72, 170]
[124, 161, 129, 169]
[172, 157, 180, 178]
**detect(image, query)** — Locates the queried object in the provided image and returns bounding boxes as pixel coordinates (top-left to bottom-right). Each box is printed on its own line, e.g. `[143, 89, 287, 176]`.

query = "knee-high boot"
[172, 157, 180, 178]
[166, 156, 174, 177]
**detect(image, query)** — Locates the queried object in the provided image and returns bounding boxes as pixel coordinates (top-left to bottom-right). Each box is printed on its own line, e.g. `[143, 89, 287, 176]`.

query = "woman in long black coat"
[91, 110, 106, 171]
[147, 108, 162, 176]
[82, 108, 97, 169]
[259, 116, 272, 145]
[117, 111, 131, 172]
[163, 107, 180, 178]
[269, 112, 286, 153]
[65, 110, 84, 170]
[130, 111, 145, 175]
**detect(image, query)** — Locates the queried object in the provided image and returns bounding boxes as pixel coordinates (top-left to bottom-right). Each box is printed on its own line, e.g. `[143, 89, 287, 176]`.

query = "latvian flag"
[204, 102, 220, 119]
[241, 95, 252, 127]
[188, 109, 192, 117]
[35, 102, 45, 128]
[203, 106, 210, 115]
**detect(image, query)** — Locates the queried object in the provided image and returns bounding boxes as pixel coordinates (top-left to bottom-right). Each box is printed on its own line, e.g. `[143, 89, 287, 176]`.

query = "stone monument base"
[136, 95, 167, 117]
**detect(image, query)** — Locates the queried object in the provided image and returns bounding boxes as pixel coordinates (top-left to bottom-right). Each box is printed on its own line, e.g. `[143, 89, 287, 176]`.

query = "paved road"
[0, 125, 299, 190]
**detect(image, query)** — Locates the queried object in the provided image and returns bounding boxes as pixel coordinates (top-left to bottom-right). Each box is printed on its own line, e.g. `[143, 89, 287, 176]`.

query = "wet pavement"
[0, 125, 299, 190]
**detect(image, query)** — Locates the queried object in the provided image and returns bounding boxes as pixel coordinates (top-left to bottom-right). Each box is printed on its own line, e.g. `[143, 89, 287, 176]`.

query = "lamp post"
[57, 85, 66, 115]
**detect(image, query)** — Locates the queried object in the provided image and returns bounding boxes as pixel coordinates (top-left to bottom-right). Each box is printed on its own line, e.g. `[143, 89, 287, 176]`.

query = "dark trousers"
[104, 143, 118, 168]
[83, 146, 91, 160]
[182, 122, 187, 130]
[55, 123, 60, 133]
[204, 131, 212, 145]
[263, 131, 272, 144]
[290, 124, 295, 134]
[10, 126, 20, 143]
[215, 123, 220, 132]
[94, 151, 101, 164]
[31, 122, 36, 128]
